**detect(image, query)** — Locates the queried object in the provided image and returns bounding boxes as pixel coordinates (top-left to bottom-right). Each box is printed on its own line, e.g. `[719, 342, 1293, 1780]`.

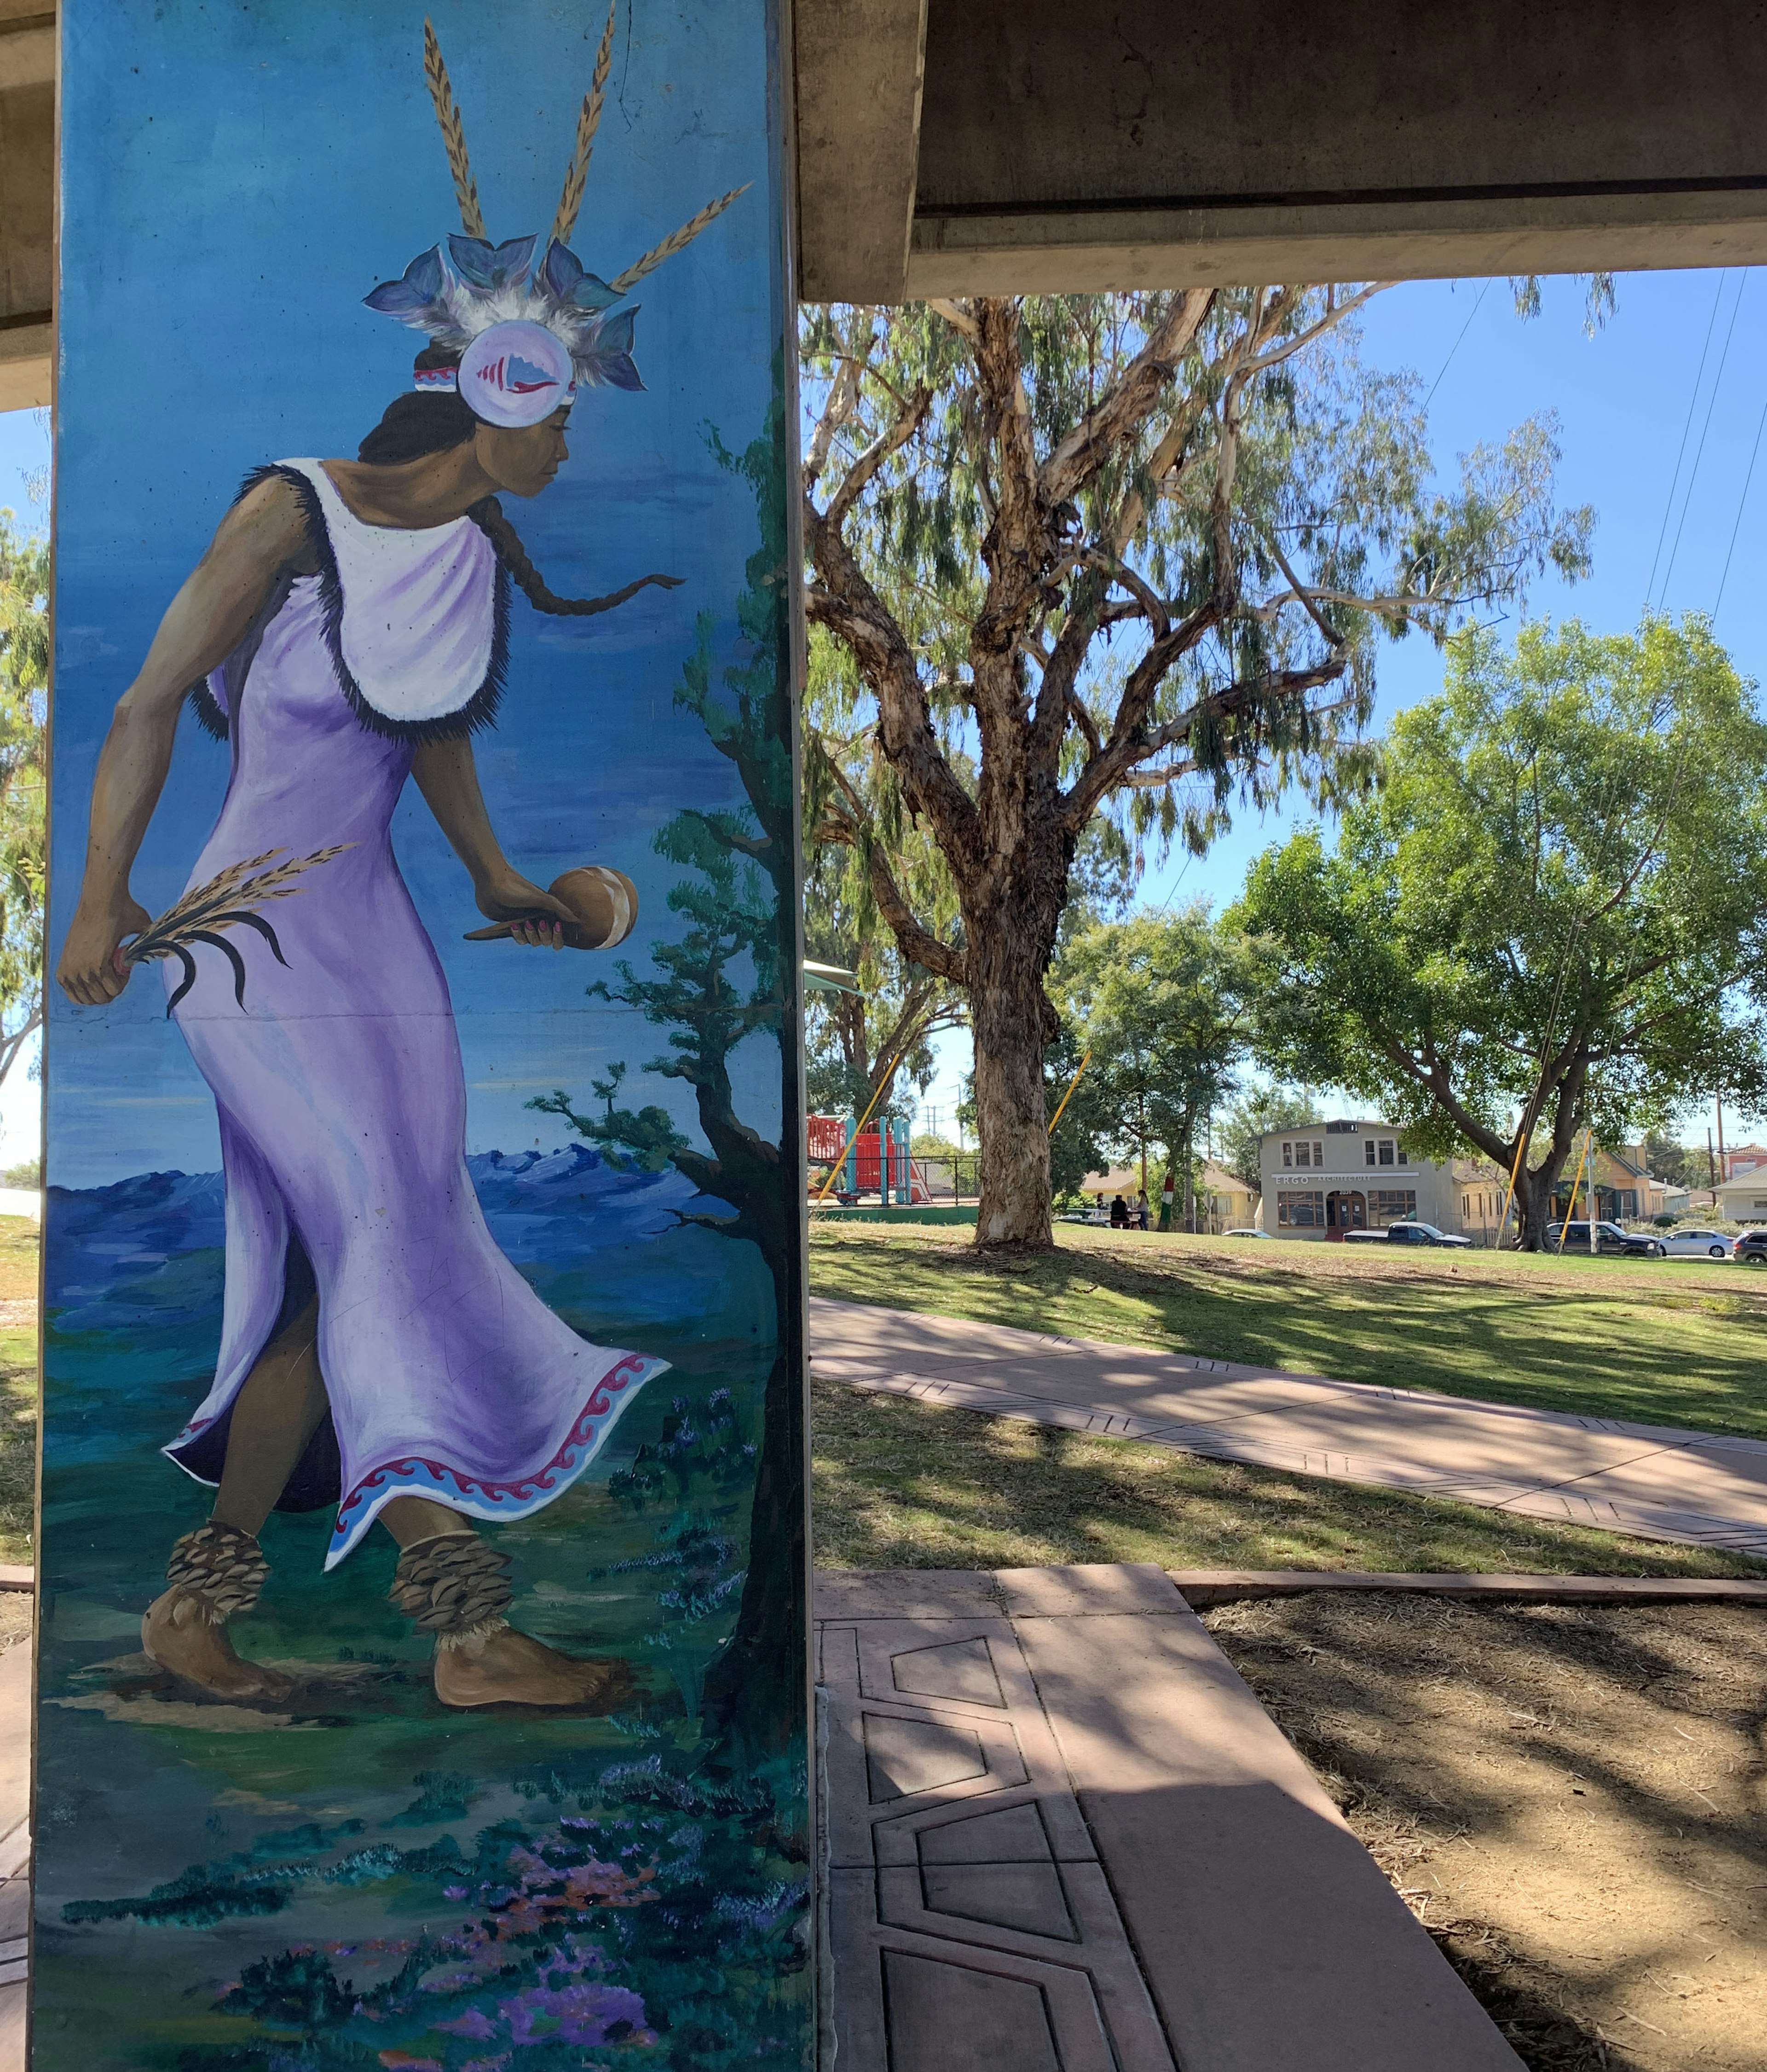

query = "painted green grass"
[811, 1376, 1767, 1580]
[0, 1215, 36, 1561]
[810, 1221, 1767, 1437]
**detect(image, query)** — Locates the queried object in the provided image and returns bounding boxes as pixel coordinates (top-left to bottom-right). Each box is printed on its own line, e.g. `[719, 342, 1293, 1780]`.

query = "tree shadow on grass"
[810, 1378, 1767, 1581]
[813, 1230, 1767, 1437]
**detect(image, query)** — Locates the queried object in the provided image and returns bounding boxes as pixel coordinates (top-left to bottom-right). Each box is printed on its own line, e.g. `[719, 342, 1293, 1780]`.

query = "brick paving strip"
[819, 1562, 1524, 2070]
[811, 1295, 1767, 1557]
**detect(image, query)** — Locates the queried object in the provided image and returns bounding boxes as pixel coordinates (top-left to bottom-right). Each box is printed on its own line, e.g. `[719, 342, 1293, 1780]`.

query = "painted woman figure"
[54, 27, 742, 1710]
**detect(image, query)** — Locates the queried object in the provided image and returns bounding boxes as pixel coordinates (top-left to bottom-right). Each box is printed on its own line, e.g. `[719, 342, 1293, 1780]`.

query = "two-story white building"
[1254, 1120, 1495, 1240]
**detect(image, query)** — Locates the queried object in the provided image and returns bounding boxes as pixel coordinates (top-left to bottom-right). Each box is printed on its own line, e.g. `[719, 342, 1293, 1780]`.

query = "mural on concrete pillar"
[39, 3, 808, 2064]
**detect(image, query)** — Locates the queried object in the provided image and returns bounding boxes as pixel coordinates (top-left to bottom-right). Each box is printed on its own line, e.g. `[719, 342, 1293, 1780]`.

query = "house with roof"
[1716, 1162, 1767, 1227]
[1545, 1145, 1669, 1224]
[1254, 1120, 1501, 1239]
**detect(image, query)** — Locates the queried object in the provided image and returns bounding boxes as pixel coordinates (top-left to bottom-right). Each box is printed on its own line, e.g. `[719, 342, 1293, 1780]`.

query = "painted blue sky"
[47, 0, 787, 1188]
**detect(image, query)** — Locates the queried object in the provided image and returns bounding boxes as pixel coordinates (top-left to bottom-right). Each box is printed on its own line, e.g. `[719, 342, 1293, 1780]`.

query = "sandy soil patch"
[1204, 1594, 1767, 2070]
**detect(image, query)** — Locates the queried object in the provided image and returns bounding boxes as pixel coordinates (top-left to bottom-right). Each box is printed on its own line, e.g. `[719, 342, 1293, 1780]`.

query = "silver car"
[1659, 1226, 1736, 1259]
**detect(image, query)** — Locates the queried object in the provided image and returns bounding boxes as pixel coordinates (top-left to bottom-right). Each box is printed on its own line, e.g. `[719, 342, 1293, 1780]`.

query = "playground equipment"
[808, 1113, 929, 1204]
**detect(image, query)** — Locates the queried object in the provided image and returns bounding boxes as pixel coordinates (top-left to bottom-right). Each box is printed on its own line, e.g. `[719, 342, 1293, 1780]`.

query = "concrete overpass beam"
[794, 0, 928, 302]
[0, 1, 53, 410]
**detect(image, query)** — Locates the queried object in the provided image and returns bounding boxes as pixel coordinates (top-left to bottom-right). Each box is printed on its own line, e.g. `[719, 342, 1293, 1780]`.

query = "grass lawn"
[812, 1376, 1767, 1580]
[810, 1221, 1767, 1437]
[0, 1215, 36, 1563]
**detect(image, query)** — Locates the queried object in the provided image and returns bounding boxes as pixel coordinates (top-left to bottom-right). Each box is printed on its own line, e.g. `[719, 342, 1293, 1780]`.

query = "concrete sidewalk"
[820, 1562, 1522, 2070]
[0, 1639, 27, 2072]
[811, 1297, 1767, 1557]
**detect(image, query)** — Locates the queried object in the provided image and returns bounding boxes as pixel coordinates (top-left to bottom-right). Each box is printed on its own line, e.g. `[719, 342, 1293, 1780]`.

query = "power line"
[1715, 387, 1767, 621]
[1645, 270, 1727, 609]
[1657, 268, 1749, 612]
[1422, 279, 1492, 415]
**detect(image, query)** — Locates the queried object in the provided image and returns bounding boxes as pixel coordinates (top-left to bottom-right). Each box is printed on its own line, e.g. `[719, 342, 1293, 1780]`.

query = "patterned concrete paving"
[811, 1297, 1767, 1557]
[0, 1638, 28, 2072]
[819, 1563, 1523, 2071]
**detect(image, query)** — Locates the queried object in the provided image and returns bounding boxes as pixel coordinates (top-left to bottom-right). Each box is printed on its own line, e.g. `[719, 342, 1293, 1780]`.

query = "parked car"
[1735, 1229, 1767, 1266]
[1546, 1219, 1666, 1258]
[1223, 1227, 1271, 1239]
[1344, 1220, 1473, 1249]
[1658, 1226, 1736, 1259]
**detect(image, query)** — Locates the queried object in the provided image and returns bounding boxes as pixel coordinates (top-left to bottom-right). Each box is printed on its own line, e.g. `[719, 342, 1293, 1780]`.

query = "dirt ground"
[1203, 1594, 1767, 2070]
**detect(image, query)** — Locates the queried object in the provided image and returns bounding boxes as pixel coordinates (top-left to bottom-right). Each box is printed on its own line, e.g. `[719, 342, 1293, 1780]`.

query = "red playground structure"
[808, 1113, 930, 1203]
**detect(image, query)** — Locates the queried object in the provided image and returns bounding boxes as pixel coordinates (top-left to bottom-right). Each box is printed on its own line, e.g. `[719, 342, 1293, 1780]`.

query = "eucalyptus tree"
[802, 288, 1594, 1248]
[0, 510, 46, 1085]
[803, 661, 965, 1120]
[1236, 617, 1767, 1246]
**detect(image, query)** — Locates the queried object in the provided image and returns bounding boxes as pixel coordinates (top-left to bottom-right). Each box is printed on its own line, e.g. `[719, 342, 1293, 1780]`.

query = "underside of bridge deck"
[796, 0, 1767, 300]
[3, 4, 1766, 402]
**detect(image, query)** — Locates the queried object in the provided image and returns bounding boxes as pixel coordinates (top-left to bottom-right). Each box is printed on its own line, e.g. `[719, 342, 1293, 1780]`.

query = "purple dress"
[162, 459, 665, 1568]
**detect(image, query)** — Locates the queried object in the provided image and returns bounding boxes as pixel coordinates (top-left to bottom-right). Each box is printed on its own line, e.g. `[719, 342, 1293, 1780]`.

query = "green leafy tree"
[0, 509, 47, 1083]
[1643, 1130, 1698, 1192]
[1051, 904, 1251, 1226]
[1236, 616, 1767, 1247]
[1217, 1084, 1324, 1198]
[803, 287, 1593, 1248]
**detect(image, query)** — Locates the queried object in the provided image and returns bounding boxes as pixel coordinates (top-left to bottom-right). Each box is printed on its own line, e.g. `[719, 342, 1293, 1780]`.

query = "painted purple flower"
[498, 1980, 649, 2048]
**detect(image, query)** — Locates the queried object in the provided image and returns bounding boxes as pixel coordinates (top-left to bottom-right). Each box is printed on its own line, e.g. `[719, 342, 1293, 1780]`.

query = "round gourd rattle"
[462, 866, 638, 950]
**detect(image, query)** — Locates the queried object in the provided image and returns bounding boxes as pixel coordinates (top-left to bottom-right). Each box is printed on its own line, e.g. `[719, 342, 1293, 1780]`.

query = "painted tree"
[534, 404, 802, 1758]
[1051, 904, 1251, 1227]
[1235, 617, 1767, 1247]
[0, 509, 46, 1086]
[802, 289, 1595, 1247]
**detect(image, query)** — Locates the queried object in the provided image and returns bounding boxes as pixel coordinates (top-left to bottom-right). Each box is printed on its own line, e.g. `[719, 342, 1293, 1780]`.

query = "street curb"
[1168, 1568, 1767, 1607]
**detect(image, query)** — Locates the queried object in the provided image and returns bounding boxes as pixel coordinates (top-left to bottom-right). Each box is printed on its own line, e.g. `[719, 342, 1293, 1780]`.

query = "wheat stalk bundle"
[550, 1, 618, 250]
[126, 845, 354, 1015]
[423, 18, 487, 238]
[607, 185, 751, 296]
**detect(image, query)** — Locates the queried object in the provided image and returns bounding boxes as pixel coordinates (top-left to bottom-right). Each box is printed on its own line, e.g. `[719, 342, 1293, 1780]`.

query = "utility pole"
[1709, 1128, 1717, 1192]
[1717, 1094, 1728, 1185]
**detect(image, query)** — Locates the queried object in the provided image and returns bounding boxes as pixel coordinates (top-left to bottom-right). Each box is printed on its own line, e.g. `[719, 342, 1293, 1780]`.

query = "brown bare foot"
[432, 1625, 638, 1711]
[142, 1587, 296, 1703]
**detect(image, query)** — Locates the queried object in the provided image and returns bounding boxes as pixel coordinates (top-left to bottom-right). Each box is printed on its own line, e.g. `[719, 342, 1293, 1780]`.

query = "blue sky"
[914, 269, 1767, 1151]
[15, 254, 1767, 1164]
[35, 0, 787, 1188]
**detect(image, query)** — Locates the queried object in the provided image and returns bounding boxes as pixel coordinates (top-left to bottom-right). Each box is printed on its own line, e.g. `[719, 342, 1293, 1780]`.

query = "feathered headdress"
[366, 12, 747, 425]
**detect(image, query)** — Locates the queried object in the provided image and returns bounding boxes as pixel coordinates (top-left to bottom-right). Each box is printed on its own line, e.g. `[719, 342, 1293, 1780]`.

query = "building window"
[1364, 1140, 1377, 1168]
[1313, 1141, 1324, 1166]
[1373, 1189, 1418, 1221]
[1296, 1142, 1311, 1168]
[1282, 1141, 1293, 1168]
[1277, 1191, 1326, 1228]
[1378, 1140, 1394, 1166]
[1397, 1142, 1409, 1164]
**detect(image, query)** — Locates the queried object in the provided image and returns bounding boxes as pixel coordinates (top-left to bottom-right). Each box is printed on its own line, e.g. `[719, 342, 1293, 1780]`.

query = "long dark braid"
[467, 497, 681, 617]
[356, 376, 680, 618]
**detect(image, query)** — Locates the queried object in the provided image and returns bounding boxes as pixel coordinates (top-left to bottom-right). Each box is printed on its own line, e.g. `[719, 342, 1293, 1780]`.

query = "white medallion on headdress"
[365, 10, 747, 428]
